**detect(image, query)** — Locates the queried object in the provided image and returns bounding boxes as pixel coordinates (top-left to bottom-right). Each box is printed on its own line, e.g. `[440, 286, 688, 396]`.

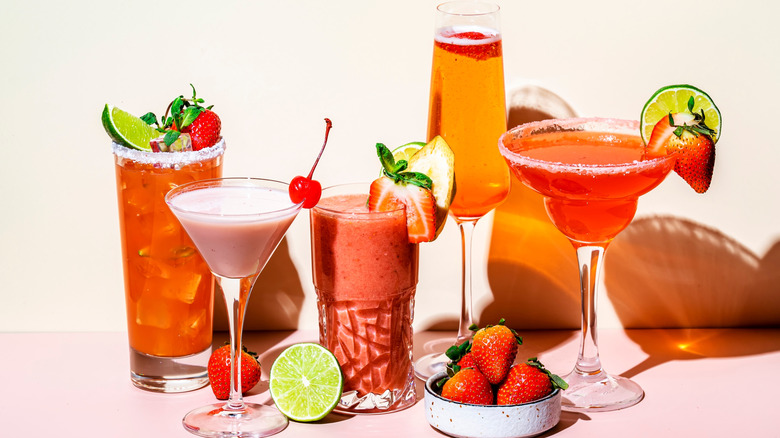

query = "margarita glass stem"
[456, 219, 479, 343]
[218, 274, 258, 411]
[573, 245, 606, 375]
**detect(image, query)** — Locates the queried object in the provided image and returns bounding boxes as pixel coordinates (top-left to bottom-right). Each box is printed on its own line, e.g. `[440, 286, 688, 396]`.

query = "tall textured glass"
[113, 140, 224, 392]
[311, 183, 418, 413]
[499, 118, 678, 412]
[415, 1, 510, 380]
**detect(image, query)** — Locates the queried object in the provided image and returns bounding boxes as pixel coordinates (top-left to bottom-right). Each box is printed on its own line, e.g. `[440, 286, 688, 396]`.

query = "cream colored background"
[1, 0, 778, 333]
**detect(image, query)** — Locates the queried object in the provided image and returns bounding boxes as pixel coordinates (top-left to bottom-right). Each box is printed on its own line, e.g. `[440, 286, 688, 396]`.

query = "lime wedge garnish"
[101, 104, 159, 151]
[640, 84, 721, 144]
[269, 343, 343, 422]
[391, 141, 426, 162]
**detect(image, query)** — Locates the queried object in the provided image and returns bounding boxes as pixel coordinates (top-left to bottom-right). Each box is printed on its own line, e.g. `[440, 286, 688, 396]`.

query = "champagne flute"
[415, 1, 510, 380]
[166, 178, 302, 437]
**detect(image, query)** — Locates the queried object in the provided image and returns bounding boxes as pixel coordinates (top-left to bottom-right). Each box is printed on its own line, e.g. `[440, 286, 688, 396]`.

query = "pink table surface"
[2, 328, 778, 437]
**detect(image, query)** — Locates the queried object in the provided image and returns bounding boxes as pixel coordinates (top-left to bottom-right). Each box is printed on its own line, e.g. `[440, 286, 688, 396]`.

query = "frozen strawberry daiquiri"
[311, 184, 419, 413]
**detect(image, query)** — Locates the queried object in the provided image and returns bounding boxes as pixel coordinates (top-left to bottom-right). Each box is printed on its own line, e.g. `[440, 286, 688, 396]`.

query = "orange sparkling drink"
[427, 26, 510, 220]
[114, 142, 223, 360]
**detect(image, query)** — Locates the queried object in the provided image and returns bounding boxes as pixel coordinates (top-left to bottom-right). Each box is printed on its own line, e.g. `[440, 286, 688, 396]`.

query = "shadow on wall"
[213, 238, 305, 331]
[606, 216, 780, 328]
[482, 84, 581, 329]
[482, 84, 780, 332]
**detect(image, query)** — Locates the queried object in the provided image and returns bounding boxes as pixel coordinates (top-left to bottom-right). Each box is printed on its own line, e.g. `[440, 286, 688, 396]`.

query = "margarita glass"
[416, 0, 510, 380]
[498, 118, 677, 412]
[166, 177, 302, 437]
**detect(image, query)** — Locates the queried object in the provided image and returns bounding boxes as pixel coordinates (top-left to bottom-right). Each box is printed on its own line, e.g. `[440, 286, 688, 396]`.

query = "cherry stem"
[306, 118, 332, 179]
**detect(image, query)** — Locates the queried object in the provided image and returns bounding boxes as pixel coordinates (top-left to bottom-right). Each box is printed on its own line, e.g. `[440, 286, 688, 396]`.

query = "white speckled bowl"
[424, 372, 561, 438]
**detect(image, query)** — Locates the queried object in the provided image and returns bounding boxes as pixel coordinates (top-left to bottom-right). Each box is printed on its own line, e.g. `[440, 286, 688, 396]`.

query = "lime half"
[269, 343, 343, 422]
[391, 141, 425, 162]
[640, 84, 721, 144]
[101, 104, 159, 151]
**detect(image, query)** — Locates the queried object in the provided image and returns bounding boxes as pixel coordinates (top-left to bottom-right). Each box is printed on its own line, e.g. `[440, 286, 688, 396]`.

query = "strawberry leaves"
[139, 84, 214, 147]
[376, 143, 433, 190]
[667, 96, 717, 139]
[525, 357, 568, 390]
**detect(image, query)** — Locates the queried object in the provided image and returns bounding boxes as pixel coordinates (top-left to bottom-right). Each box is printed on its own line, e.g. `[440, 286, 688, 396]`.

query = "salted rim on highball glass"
[111, 138, 226, 167]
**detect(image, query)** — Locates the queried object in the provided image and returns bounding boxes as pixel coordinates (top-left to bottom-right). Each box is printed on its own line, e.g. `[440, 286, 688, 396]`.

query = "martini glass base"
[560, 369, 644, 413]
[183, 402, 288, 438]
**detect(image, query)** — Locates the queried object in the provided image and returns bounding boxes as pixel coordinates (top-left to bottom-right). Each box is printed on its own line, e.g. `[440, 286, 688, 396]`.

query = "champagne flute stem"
[456, 219, 478, 343]
[574, 245, 606, 375]
[217, 274, 256, 411]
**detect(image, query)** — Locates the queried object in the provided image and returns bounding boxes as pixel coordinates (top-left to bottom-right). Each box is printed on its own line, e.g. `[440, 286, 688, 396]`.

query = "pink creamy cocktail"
[168, 185, 298, 278]
[311, 185, 418, 413]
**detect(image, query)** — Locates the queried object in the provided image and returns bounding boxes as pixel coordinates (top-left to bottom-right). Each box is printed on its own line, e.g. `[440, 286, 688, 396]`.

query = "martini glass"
[166, 177, 302, 437]
[498, 118, 677, 412]
[415, 0, 510, 380]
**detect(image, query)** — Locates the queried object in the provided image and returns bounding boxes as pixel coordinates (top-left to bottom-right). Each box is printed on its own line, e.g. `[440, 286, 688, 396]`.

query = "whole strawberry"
[208, 344, 262, 400]
[470, 318, 522, 385]
[181, 108, 221, 151]
[496, 358, 568, 405]
[644, 97, 717, 193]
[440, 367, 493, 405]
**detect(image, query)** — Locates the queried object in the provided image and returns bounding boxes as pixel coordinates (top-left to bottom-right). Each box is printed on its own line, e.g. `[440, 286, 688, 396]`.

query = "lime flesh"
[101, 104, 159, 151]
[269, 343, 343, 422]
[640, 84, 721, 144]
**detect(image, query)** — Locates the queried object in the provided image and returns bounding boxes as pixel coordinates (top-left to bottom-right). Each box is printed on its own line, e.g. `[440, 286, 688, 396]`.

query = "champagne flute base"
[560, 369, 643, 412]
[414, 352, 448, 381]
[182, 402, 288, 438]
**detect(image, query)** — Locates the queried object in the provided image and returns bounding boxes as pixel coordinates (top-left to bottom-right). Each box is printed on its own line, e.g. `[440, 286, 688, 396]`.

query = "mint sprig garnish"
[139, 84, 211, 147]
[375, 143, 433, 190]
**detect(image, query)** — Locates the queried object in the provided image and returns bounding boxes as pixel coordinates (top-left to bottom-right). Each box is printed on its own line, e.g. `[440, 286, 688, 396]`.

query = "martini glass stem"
[574, 245, 605, 375]
[456, 219, 478, 343]
[218, 274, 257, 411]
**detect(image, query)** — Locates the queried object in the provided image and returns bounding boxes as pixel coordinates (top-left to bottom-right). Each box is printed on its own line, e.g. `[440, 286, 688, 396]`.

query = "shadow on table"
[605, 216, 780, 376]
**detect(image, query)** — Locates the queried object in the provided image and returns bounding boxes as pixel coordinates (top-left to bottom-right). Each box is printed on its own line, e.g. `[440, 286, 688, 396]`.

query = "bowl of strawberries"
[423, 320, 565, 438]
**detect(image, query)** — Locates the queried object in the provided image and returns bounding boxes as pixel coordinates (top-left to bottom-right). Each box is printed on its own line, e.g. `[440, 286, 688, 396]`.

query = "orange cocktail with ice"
[498, 86, 721, 412]
[115, 144, 223, 357]
[104, 85, 225, 393]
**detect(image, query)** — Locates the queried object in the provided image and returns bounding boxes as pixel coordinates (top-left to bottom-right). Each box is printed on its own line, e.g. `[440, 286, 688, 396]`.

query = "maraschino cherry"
[289, 118, 332, 208]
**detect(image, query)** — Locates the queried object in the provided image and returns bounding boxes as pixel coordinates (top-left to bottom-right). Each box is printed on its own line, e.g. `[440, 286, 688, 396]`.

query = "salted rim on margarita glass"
[112, 138, 226, 167]
[498, 117, 678, 175]
[165, 177, 303, 221]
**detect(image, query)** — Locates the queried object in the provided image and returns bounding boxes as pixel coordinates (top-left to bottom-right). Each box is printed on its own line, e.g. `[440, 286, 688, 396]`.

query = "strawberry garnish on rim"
[368, 143, 437, 243]
[645, 96, 717, 193]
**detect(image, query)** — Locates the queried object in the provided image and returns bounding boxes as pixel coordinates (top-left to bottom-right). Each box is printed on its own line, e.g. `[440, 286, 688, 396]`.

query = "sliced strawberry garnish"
[369, 176, 436, 243]
[368, 143, 437, 243]
[645, 98, 717, 193]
